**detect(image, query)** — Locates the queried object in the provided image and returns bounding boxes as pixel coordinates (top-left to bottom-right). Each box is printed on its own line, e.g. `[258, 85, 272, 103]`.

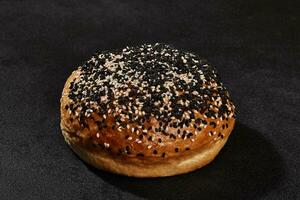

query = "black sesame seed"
[210, 122, 217, 128]
[161, 152, 166, 157]
[195, 118, 202, 124]
[187, 132, 193, 138]
[190, 112, 195, 119]
[67, 44, 234, 141]
[170, 134, 176, 139]
[184, 120, 189, 127]
[137, 153, 144, 157]
[153, 150, 158, 154]
[185, 147, 190, 151]
[125, 146, 131, 154]
[175, 148, 179, 152]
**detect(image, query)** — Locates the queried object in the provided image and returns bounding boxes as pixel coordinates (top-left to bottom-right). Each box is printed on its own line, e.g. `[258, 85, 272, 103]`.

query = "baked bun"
[60, 43, 236, 177]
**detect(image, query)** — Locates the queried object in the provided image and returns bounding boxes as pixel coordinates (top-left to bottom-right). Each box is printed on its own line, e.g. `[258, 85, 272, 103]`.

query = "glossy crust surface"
[60, 44, 236, 177]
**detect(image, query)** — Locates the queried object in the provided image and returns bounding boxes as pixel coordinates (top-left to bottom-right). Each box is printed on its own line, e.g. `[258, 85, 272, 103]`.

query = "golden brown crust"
[61, 125, 232, 177]
[60, 44, 236, 177]
[60, 70, 235, 177]
[61, 70, 235, 159]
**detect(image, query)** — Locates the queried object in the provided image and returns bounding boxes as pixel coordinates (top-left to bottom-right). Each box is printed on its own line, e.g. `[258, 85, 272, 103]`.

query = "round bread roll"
[60, 43, 236, 177]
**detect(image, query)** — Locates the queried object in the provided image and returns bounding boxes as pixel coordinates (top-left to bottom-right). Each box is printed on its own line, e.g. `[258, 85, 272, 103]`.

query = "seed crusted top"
[64, 43, 235, 158]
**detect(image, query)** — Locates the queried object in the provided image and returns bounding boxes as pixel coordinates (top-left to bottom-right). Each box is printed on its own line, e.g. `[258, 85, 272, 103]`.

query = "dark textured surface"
[0, 0, 299, 199]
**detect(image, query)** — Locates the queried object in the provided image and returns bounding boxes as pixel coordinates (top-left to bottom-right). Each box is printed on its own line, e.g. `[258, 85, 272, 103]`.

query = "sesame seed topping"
[66, 43, 235, 157]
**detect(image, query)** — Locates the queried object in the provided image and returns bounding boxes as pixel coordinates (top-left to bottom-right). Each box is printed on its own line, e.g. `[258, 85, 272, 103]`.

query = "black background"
[0, 0, 299, 199]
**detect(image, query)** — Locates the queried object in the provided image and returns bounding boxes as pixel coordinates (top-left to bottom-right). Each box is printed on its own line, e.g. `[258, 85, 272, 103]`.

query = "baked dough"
[60, 43, 236, 177]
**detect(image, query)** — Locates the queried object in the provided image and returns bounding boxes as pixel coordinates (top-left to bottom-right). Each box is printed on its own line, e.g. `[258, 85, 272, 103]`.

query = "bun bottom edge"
[61, 129, 231, 177]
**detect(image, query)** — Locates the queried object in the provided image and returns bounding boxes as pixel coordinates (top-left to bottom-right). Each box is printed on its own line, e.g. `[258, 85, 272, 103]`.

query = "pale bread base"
[62, 128, 230, 177]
